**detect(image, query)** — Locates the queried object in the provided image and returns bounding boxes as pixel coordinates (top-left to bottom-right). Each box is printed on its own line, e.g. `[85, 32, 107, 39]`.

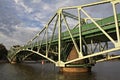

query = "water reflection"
[58, 72, 96, 80]
[0, 61, 120, 80]
[92, 61, 120, 80]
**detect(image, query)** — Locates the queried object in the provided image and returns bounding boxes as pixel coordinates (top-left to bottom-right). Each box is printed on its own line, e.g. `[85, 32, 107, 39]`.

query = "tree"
[0, 43, 8, 60]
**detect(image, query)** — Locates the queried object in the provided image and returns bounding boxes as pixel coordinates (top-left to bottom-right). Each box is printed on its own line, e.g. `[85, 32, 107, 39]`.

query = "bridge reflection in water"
[0, 61, 120, 80]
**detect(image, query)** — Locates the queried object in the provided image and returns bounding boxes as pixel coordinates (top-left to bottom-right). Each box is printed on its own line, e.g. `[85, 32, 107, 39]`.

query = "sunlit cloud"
[14, 0, 33, 13]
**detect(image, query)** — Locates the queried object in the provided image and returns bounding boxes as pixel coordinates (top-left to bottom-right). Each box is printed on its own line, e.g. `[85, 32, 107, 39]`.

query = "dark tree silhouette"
[0, 43, 8, 60]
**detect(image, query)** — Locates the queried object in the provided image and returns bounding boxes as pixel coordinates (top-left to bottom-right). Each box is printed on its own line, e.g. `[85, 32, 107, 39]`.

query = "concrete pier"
[60, 67, 91, 73]
[60, 46, 91, 72]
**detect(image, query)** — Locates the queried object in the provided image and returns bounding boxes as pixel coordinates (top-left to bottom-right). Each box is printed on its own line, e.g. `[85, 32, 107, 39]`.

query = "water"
[0, 61, 120, 80]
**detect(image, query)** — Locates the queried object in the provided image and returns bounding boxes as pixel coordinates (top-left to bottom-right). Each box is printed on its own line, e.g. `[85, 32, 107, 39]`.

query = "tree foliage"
[0, 43, 8, 60]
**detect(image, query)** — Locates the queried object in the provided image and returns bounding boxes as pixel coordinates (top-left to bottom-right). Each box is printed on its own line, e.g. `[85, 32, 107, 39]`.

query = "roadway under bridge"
[8, 0, 120, 72]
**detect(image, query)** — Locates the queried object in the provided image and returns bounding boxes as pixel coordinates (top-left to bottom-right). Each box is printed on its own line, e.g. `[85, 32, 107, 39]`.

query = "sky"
[0, 0, 120, 49]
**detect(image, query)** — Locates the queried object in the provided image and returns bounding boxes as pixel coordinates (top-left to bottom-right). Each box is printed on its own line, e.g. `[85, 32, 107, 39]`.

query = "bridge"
[8, 0, 120, 72]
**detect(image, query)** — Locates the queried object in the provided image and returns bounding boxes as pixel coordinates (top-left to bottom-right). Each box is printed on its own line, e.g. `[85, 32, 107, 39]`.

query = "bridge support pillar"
[10, 58, 17, 64]
[56, 61, 65, 67]
[60, 46, 92, 72]
[60, 67, 91, 73]
[10, 56, 22, 64]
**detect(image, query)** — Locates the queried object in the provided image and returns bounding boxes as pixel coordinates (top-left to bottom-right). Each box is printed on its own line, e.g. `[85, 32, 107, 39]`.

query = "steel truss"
[8, 0, 120, 67]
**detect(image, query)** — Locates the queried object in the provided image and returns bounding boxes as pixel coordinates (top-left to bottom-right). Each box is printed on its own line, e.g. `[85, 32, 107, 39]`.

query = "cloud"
[12, 25, 40, 43]
[32, 0, 42, 3]
[14, 0, 18, 3]
[14, 0, 33, 13]
[0, 0, 120, 49]
[0, 23, 40, 49]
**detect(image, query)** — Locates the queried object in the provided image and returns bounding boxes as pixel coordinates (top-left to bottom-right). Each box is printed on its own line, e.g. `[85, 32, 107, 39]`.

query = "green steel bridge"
[8, 0, 120, 69]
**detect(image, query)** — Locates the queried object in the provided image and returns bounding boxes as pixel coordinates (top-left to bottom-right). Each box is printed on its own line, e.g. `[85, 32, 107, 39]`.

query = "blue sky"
[0, 0, 120, 49]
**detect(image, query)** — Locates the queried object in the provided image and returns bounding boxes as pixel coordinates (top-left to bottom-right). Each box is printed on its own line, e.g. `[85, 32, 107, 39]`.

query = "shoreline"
[0, 60, 9, 63]
[0, 59, 119, 64]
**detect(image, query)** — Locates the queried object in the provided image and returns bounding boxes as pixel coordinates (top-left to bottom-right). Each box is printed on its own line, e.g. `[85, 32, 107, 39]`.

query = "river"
[0, 60, 120, 80]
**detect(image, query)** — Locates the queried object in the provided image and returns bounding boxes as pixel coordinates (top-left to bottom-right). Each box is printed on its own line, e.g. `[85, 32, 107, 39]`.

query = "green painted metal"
[39, 14, 120, 46]
[28, 14, 120, 48]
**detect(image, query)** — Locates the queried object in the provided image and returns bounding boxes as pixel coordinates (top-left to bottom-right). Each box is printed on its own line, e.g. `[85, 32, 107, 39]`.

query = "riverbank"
[0, 60, 9, 63]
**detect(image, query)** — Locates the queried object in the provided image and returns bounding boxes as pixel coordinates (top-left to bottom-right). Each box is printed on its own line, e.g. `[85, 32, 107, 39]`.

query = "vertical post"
[84, 44, 88, 55]
[112, 2, 120, 44]
[91, 40, 93, 53]
[105, 42, 108, 50]
[46, 25, 48, 57]
[99, 42, 101, 52]
[78, 8, 83, 58]
[58, 9, 62, 62]
[105, 42, 109, 59]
